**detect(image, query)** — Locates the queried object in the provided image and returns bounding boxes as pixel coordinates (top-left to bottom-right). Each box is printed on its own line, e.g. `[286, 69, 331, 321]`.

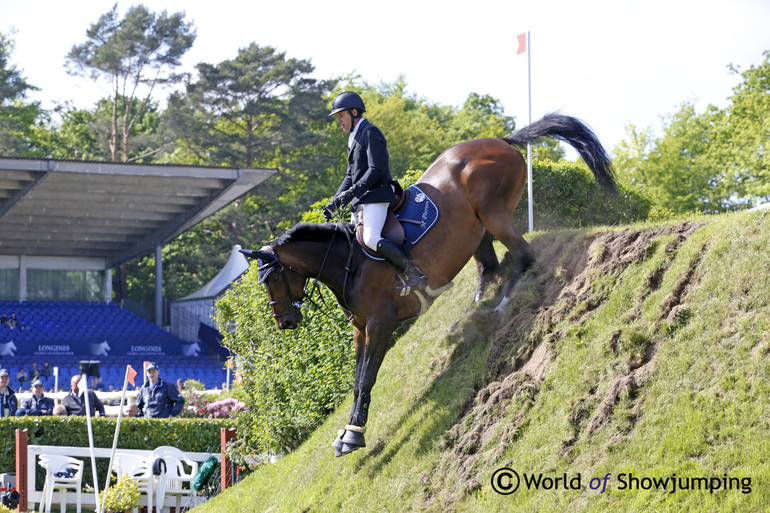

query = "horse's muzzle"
[277, 312, 302, 330]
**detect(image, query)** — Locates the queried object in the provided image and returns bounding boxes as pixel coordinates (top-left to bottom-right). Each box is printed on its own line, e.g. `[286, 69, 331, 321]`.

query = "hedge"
[512, 159, 652, 232]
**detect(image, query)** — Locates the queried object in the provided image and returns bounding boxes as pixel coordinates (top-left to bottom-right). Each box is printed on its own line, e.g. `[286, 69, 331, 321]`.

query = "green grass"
[194, 209, 770, 512]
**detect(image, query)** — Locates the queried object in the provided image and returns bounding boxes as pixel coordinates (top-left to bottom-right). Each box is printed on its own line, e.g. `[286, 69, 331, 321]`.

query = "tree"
[342, 78, 524, 177]
[167, 43, 332, 167]
[449, 92, 516, 142]
[65, 4, 195, 162]
[0, 31, 43, 156]
[613, 51, 770, 213]
[119, 45, 338, 310]
[38, 97, 161, 161]
[722, 51, 770, 203]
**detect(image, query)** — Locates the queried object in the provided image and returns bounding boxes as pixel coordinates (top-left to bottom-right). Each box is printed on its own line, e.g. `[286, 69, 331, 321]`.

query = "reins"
[300, 212, 355, 322]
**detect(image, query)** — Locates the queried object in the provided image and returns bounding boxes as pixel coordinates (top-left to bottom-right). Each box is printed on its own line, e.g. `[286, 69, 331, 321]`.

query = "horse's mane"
[270, 222, 354, 248]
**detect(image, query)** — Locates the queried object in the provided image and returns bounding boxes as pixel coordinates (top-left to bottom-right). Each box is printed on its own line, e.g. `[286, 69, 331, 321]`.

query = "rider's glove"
[334, 188, 355, 208]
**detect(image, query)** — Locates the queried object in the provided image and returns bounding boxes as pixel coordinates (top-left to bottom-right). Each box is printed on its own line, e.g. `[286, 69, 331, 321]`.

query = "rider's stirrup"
[397, 262, 427, 296]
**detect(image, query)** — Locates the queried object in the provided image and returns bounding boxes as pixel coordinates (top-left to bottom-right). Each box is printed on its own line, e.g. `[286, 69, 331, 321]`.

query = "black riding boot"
[376, 239, 428, 295]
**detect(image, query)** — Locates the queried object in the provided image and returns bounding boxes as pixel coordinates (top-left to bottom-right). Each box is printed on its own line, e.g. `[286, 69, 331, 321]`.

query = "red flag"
[127, 365, 138, 387]
[517, 33, 527, 55]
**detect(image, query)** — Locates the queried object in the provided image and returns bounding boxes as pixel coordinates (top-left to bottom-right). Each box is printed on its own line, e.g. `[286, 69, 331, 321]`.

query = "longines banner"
[0, 338, 188, 357]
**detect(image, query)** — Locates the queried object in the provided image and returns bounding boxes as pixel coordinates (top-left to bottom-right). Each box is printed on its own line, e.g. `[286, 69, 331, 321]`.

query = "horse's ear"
[240, 249, 274, 261]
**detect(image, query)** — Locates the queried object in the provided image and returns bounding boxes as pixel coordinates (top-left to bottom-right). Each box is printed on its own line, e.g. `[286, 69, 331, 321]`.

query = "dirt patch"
[518, 341, 553, 381]
[585, 359, 653, 437]
[660, 241, 707, 323]
[426, 222, 707, 504]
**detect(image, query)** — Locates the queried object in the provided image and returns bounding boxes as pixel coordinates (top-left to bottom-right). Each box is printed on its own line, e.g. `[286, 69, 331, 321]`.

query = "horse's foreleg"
[472, 231, 499, 303]
[333, 320, 394, 456]
[333, 326, 367, 456]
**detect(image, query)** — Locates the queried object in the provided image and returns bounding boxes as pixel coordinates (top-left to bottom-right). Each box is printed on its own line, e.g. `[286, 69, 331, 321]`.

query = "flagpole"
[526, 30, 534, 233]
[102, 365, 134, 513]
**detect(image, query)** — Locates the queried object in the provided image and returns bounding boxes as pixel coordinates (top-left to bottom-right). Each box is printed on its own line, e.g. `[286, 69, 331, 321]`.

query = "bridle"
[256, 249, 303, 320]
[244, 221, 356, 325]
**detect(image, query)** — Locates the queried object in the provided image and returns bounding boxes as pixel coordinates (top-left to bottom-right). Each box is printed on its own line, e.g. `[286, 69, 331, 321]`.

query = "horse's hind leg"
[472, 231, 499, 303]
[477, 215, 534, 312]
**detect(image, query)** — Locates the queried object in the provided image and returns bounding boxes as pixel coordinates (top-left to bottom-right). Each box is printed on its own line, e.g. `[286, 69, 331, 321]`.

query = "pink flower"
[206, 398, 246, 418]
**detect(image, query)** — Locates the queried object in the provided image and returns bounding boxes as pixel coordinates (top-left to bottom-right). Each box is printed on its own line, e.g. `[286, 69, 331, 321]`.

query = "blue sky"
[3, 0, 769, 157]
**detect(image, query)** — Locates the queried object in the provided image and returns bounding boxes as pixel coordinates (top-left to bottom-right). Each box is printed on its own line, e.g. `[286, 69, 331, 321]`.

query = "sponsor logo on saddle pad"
[395, 185, 439, 254]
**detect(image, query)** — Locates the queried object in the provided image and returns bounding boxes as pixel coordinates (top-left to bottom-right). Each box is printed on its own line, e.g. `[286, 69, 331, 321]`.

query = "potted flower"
[99, 475, 141, 513]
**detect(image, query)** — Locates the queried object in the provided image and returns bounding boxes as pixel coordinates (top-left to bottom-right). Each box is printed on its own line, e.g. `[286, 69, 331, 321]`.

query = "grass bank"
[196, 209, 770, 512]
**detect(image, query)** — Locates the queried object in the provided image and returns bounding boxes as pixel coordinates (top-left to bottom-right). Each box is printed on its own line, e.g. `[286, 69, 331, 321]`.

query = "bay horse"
[242, 113, 616, 456]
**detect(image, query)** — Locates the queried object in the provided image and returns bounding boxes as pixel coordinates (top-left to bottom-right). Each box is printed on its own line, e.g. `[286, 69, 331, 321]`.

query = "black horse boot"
[376, 239, 428, 296]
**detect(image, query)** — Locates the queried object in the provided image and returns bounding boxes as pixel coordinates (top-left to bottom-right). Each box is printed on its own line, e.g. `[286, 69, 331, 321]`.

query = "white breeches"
[355, 202, 389, 251]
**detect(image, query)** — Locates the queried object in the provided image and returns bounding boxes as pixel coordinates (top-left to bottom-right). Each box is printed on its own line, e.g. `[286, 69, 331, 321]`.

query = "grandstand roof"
[0, 157, 276, 266]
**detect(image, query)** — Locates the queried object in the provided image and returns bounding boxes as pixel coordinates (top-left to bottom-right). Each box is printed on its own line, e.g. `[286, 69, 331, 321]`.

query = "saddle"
[354, 184, 454, 314]
[355, 184, 441, 258]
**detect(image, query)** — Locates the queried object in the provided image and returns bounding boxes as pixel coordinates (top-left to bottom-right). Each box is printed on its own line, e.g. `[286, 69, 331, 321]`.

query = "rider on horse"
[323, 91, 427, 296]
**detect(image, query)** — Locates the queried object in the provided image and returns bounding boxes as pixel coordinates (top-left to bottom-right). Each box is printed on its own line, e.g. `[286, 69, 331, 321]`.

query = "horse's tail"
[502, 113, 616, 193]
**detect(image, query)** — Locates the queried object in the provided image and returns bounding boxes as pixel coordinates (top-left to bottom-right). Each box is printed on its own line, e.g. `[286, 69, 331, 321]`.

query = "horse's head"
[242, 247, 305, 330]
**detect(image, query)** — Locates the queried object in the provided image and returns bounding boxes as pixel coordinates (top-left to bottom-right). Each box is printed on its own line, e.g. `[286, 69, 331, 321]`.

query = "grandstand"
[0, 300, 229, 391]
[0, 157, 276, 392]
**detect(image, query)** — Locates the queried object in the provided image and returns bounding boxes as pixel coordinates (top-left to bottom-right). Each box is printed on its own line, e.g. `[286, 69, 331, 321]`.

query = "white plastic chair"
[38, 455, 83, 513]
[152, 446, 199, 512]
[112, 453, 154, 513]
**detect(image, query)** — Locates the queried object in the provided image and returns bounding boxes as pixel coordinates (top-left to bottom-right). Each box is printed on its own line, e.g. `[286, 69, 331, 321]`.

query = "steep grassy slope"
[195, 209, 770, 512]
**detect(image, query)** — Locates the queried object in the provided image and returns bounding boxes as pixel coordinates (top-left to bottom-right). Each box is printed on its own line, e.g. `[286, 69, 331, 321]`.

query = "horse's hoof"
[332, 439, 362, 457]
[340, 443, 362, 455]
[332, 425, 365, 456]
[341, 429, 366, 448]
[331, 429, 345, 452]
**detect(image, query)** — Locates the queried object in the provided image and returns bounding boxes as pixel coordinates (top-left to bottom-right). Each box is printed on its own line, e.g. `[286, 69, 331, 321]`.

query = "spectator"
[16, 367, 27, 388]
[91, 377, 105, 391]
[0, 313, 7, 327]
[29, 361, 40, 381]
[128, 362, 184, 418]
[6, 313, 19, 329]
[0, 369, 17, 417]
[17, 379, 54, 416]
[176, 378, 184, 393]
[52, 404, 67, 416]
[61, 375, 105, 417]
[40, 361, 53, 382]
[104, 384, 121, 406]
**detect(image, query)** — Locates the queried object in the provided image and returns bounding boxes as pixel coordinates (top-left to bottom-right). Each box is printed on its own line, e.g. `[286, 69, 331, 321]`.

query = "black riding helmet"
[329, 91, 366, 118]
